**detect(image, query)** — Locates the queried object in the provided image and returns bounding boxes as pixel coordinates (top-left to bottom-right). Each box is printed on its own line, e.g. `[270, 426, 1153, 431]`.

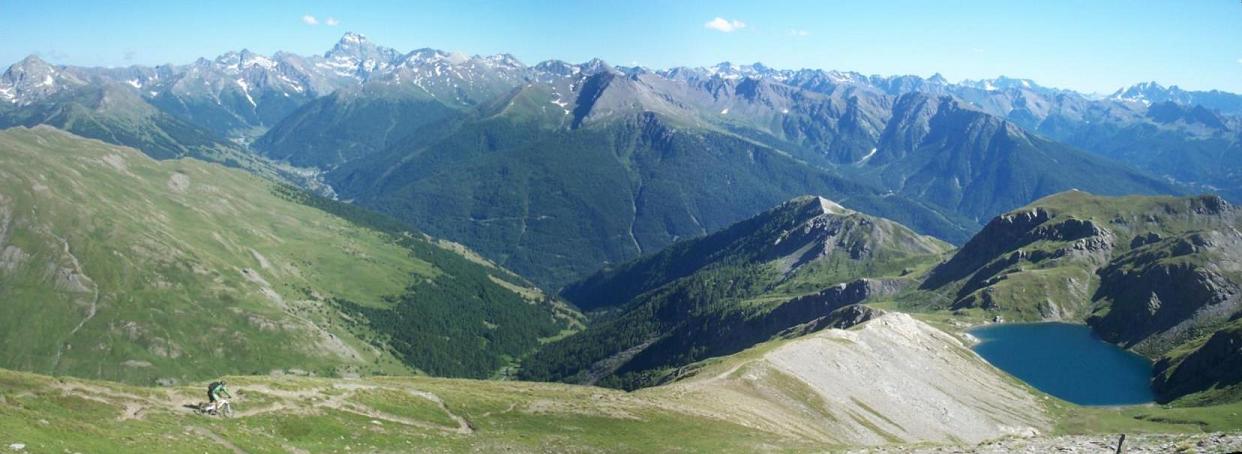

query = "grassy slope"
[0, 317, 1239, 452]
[0, 368, 817, 453]
[0, 126, 568, 385]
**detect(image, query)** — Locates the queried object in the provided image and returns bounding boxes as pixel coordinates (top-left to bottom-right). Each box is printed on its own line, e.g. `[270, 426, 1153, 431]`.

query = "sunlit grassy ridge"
[0, 126, 570, 385]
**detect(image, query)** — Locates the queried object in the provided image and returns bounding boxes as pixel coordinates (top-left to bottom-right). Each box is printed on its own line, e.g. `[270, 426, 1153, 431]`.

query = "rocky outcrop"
[783, 278, 907, 312]
[767, 280, 902, 338]
[1090, 232, 1242, 356]
[1153, 323, 1242, 402]
[773, 303, 886, 342]
[922, 207, 1052, 290]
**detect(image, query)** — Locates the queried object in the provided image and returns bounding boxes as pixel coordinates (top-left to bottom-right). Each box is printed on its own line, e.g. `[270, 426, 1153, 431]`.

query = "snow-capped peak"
[341, 32, 366, 45]
[483, 53, 524, 70]
[212, 49, 278, 73]
[533, 60, 580, 78]
[320, 32, 401, 79]
[1110, 81, 1176, 105]
[959, 76, 1040, 92]
[579, 58, 616, 76]
[0, 54, 84, 105]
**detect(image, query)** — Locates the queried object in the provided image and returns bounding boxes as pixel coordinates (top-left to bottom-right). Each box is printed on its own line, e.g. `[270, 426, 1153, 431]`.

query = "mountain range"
[4, 32, 1236, 288]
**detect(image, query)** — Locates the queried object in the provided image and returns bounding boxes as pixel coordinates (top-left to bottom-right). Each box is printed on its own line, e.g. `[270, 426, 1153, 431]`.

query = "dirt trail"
[49, 235, 100, 372]
[232, 383, 474, 434]
[46, 378, 474, 437]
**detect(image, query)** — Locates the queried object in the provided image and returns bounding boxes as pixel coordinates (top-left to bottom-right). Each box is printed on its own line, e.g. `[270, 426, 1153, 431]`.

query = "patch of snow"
[234, 78, 256, 107]
[242, 54, 276, 70]
[855, 148, 878, 165]
[446, 52, 469, 65]
[276, 74, 305, 93]
[550, 97, 570, 115]
[816, 197, 848, 214]
[721, 108, 729, 115]
[126, 79, 141, 88]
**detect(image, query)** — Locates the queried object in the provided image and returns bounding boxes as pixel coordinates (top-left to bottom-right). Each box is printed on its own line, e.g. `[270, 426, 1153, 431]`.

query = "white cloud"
[705, 17, 746, 33]
[301, 15, 319, 26]
[787, 29, 810, 37]
[324, 17, 340, 27]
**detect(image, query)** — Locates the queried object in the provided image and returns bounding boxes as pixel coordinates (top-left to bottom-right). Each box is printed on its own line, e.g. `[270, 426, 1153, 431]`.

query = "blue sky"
[1, 0, 1239, 93]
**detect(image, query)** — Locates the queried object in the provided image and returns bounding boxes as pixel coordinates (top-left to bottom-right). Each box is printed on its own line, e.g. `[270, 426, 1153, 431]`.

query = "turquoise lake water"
[970, 322, 1155, 406]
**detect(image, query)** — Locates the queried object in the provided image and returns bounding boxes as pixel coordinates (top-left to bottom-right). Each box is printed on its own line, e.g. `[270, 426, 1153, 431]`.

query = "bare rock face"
[660, 313, 1050, 446]
[784, 278, 906, 311]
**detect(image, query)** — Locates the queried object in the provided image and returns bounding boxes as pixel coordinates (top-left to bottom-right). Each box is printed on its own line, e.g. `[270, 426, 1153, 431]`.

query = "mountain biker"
[207, 379, 232, 412]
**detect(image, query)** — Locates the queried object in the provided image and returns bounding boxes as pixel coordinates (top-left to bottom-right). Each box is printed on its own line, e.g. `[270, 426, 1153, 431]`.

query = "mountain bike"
[198, 399, 234, 418]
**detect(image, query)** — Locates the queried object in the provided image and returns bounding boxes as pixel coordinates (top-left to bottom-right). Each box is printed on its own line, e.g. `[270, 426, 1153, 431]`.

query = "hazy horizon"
[2, 0, 1240, 94]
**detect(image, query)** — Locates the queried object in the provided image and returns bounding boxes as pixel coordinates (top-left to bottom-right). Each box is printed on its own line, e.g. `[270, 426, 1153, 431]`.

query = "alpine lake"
[970, 322, 1155, 406]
